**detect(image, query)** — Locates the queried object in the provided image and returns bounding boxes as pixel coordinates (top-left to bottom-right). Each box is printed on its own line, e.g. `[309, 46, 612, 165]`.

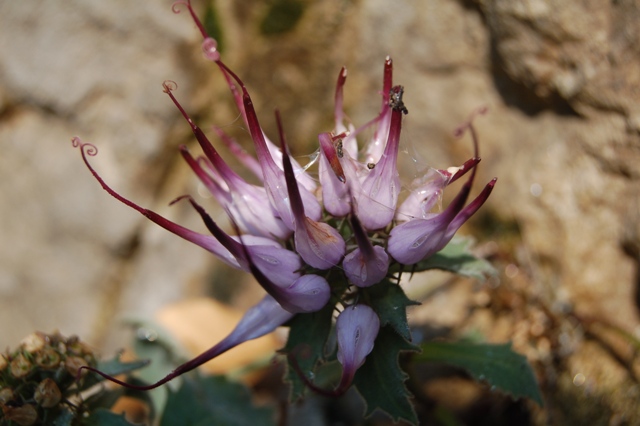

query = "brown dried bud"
[66, 338, 93, 357]
[0, 354, 7, 371]
[34, 378, 61, 408]
[2, 403, 38, 426]
[34, 347, 61, 369]
[10, 353, 31, 379]
[0, 387, 14, 404]
[65, 356, 88, 377]
[19, 333, 45, 354]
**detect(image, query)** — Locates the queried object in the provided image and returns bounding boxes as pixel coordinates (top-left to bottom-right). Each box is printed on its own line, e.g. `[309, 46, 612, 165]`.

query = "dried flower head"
[0, 332, 98, 425]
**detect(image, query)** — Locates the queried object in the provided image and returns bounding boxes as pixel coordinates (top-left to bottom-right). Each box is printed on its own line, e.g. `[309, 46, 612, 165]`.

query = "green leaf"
[283, 304, 334, 401]
[160, 375, 274, 426]
[130, 322, 186, 415]
[82, 409, 138, 426]
[353, 327, 420, 425]
[408, 237, 496, 279]
[96, 354, 150, 378]
[366, 280, 419, 341]
[416, 341, 543, 405]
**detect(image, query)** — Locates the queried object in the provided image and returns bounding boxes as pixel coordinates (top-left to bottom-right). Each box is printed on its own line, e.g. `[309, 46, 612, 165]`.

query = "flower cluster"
[0, 332, 97, 426]
[73, 0, 495, 395]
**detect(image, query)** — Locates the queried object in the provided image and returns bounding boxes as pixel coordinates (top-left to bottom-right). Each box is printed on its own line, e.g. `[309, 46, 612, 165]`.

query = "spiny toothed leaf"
[353, 326, 420, 425]
[416, 341, 543, 405]
[283, 304, 334, 401]
[408, 236, 496, 279]
[366, 280, 419, 341]
[160, 374, 274, 426]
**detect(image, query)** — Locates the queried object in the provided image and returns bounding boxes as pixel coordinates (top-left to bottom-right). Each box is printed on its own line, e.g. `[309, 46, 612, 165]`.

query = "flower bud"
[35, 347, 61, 369]
[336, 305, 380, 391]
[2, 403, 38, 426]
[34, 378, 61, 408]
[0, 387, 14, 404]
[10, 354, 31, 379]
[20, 333, 45, 354]
[65, 356, 88, 377]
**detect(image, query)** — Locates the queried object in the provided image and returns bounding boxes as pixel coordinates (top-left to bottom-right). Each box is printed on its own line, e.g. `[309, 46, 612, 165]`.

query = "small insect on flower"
[388, 85, 409, 115]
[335, 138, 344, 158]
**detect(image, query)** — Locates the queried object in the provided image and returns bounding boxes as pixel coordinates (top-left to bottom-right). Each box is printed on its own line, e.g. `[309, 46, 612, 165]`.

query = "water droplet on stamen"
[202, 37, 220, 61]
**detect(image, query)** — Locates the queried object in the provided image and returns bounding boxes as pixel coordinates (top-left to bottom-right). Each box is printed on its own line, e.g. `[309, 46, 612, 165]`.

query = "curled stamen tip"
[71, 137, 98, 156]
[202, 38, 220, 62]
[171, 1, 189, 14]
[162, 80, 178, 93]
[453, 107, 489, 137]
[385, 55, 392, 63]
[341, 68, 348, 78]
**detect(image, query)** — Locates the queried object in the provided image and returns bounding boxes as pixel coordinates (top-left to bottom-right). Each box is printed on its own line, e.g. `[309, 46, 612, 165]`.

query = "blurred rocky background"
[1, 0, 639, 424]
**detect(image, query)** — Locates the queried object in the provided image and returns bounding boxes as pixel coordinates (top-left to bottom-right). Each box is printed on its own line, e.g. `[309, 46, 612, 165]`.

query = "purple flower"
[81, 295, 294, 390]
[336, 305, 380, 392]
[72, 0, 495, 393]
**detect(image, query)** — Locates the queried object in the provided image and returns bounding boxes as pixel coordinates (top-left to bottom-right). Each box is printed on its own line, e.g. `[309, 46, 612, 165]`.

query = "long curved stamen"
[215, 63, 321, 227]
[357, 94, 404, 230]
[318, 132, 351, 217]
[71, 137, 238, 268]
[166, 83, 290, 239]
[334, 67, 347, 131]
[176, 195, 328, 312]
[277, 112, 346, 270]
[396, 157, 481, 222]
[387, 172, 474, 265]
[213, 127, 263, 180]
[363, 57, 394, 164]
[163, 81, 234, 180]
[80, 295, 293, 390]
[172, 0, 209, 43]
[388, 111, 493, 264]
